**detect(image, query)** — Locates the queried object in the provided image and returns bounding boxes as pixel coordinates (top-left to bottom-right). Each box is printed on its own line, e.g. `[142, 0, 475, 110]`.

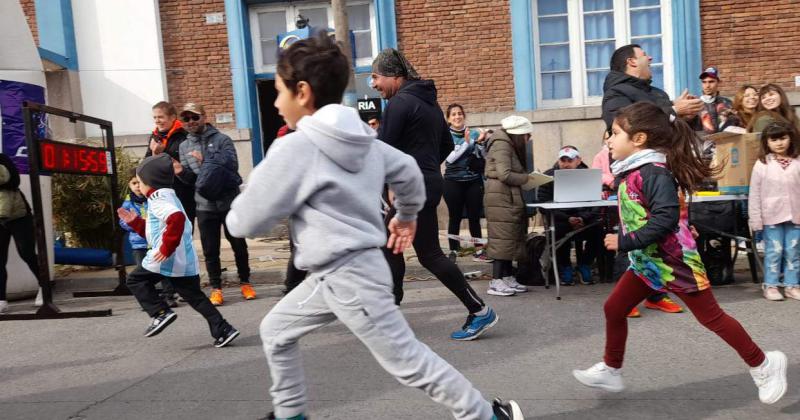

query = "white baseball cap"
[558, 146, 580, 160]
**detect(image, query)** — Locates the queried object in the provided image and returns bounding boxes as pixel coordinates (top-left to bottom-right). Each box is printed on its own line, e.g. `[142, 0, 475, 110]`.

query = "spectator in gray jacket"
[175, 103, 254, 306]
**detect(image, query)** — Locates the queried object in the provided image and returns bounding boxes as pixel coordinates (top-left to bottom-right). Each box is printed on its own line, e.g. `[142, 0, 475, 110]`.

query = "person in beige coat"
[483, 116, 533, 296]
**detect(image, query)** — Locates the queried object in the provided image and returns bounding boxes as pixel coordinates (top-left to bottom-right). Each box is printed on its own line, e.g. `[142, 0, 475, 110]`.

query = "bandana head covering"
[372, 48, 420, 80]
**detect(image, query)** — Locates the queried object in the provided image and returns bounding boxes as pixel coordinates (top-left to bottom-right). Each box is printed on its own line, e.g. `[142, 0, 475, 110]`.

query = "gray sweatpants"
[260, 248, 494, 419]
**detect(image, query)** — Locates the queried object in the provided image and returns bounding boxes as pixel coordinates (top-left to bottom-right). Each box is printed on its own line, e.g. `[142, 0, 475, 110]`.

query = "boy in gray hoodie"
[225, 34, 523, 420]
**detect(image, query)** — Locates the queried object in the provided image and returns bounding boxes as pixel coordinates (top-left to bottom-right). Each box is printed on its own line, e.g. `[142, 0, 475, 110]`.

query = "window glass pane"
[630, 9, 661, 36]
[347, 4, 370, 30]
[583, 0, 613, 12]
[261, 40, 278, 66]
[298, 7, 328, 29]
[650, 65, 664, 89]
[356, 73, 377, 99]
[587, 70, 608, 96]
[630, 0, 659, 7]
[542, 72, 572, 100]
[354, 31, 372, 59]
[258, 11, 286, 40]
[632, 37, 662, 63]
[585, 41, 615, 69]
[539, 16, 569, 43]
[538, 0, 567, 15]
[540, 45, 570, 71]
[583, 12, 614, 40]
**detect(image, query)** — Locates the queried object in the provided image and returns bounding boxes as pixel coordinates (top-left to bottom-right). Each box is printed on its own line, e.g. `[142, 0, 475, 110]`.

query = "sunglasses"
[181, 114, 201, 122]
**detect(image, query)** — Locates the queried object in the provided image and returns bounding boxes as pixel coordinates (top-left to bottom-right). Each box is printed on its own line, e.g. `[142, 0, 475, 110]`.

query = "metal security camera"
[295, 14, 309, 29]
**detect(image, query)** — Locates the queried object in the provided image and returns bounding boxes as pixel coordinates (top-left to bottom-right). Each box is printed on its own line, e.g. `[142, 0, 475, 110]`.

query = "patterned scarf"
[611, 149, 667, 176]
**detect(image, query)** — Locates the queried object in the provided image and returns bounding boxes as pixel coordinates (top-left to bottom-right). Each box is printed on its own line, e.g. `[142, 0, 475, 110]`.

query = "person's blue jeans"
[762, 222, 800, 287]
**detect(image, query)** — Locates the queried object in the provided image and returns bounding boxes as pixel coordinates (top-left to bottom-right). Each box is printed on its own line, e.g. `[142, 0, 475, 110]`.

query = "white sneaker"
[784, 287, 800, 301]
[0, 300, 8, 314]
[750, 350, 788, 404]
[573, 362, 625, 392]
[503, 276, 528, 293]
[764, 286, 784, 301]
[487, 279, 516, 296]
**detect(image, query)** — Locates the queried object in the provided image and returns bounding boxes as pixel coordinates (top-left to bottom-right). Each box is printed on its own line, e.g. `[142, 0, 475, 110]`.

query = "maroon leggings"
[603, 270, 765, 369]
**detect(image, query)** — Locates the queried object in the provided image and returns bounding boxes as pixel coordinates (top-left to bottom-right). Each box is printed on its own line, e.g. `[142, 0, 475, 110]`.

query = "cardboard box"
[709, 132, 761, 194]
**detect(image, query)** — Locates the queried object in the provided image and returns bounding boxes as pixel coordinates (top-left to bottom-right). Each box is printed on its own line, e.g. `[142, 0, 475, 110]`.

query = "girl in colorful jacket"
[572, 102, 787, 405]
[748, 121, 800, 301]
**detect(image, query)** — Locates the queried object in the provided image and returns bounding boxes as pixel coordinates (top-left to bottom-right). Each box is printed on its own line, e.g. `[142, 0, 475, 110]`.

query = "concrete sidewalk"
[1, 273, 798, 419]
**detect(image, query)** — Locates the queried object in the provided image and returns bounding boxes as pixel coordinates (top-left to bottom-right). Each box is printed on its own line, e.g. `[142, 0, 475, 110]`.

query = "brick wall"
[158, 0, 236, 129]
[701, 0, 800, 95]
[19, 0, 38, 45]
[395, 0, 515, 114]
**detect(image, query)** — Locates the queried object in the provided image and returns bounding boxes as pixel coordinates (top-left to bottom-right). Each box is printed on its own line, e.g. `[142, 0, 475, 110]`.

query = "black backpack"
[195, 147, 242, 201]
[0, 153, 21, 191]
[515, 233, 554, 286]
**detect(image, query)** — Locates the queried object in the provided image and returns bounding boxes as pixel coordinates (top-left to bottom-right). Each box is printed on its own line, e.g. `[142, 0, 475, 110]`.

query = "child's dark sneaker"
[262, 412, 308, 420]
[492, 398, 524, 419]
[166, 295, 179, 308]
[214, 327, 240, 348]
[144, 310, 177, 337]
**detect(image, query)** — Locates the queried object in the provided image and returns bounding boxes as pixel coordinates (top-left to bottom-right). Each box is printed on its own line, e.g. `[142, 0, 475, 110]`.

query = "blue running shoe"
[560, 266, 574, 286]
[577, 265, 593, 285]
[450, 308, 498, 341]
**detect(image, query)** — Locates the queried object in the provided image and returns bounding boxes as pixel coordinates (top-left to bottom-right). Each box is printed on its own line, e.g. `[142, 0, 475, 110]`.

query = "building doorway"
[256, 79, 284, 156]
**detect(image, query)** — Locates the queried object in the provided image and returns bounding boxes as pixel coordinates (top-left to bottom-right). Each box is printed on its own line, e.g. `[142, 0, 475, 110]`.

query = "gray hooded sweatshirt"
[225, 104, 425, 271]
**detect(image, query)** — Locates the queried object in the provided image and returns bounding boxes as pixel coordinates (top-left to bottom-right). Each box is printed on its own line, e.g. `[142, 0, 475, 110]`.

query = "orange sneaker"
[209, 288, 224, 306]
[627, 307, 641, 318]
[644, 296, 683, 313]
[241, 283, 257, 300]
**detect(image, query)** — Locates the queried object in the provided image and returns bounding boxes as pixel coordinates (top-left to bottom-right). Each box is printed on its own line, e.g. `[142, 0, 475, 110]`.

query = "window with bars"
[250, 1, 377, 74]
[533, 0, 672, 107]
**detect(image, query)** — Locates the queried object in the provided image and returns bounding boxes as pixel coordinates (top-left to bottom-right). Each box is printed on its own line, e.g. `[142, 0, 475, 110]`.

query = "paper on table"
[522, 171, 553, 191]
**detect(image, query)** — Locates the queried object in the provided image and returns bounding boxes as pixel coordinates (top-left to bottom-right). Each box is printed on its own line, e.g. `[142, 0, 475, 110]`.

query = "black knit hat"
[136, 154, 174, 189]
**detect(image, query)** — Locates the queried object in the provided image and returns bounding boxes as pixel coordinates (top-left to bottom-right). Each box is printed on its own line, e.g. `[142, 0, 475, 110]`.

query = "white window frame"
[532, 0, 674, 108]
[249, 1, 378, 75]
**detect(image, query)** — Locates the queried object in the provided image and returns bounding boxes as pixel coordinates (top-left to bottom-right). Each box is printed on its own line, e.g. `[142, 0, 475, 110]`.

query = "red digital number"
[42, 142, 55, 170]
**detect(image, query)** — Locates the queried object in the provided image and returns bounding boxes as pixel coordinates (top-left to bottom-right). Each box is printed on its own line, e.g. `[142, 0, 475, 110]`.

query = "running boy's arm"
[379, 142, 426, 221]
[617, 170, 680, 253]
[147, 193, 187, 258]
[225, 138, 312, 238]
[117, 207, 146, 238]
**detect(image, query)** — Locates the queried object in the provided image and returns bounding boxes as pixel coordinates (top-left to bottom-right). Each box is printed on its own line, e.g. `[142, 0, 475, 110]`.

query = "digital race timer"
[39, 139, 113, 176]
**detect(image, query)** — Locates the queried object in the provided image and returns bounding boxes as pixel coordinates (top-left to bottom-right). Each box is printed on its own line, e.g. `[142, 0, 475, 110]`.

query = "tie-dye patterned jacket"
[616, 163, 710, 293]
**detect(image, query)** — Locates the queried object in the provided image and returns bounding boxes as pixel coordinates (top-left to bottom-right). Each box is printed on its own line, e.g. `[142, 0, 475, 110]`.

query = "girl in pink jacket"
[748, 122, 800, 301]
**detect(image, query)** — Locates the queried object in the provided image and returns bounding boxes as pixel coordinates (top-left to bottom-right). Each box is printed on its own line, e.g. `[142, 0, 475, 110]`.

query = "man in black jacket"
[537, 146, 601, 286]
[601, 44, 700, 315]
[601, 44, 703, 130]
[372, 49, 496, 341]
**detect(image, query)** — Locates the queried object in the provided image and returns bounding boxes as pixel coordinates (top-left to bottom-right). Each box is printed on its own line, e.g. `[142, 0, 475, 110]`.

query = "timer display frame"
[39, 139, 113, 176]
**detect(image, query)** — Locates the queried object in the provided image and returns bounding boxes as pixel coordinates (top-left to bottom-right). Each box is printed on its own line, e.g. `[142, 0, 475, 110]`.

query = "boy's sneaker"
[144, 310, 177, 337]
[0, 300, 8, 314]
[450, 308, 498, 341]
[763, 286, 784, 301]
[572, 362, 625, 392]
[241, 283, 257, 300]
[209, 288, 224, 306]
[644, 296, 683, 313]
[784, 287, 800, 301]
[448, 250, 458, 263]
[492, 398, 524, 419]
[487, 279, 516, 296]
[560, 266, 574, 286]
[214, 327, 240, 348]
[262, 413, 308, 420]
[165, 294, 179, 308]
[503, 276, 528, 293]
[750, 350, 788, 404]
[627, 307, 641, 318]
[576, 265, 594, 285]
[473, 248, 494, 263]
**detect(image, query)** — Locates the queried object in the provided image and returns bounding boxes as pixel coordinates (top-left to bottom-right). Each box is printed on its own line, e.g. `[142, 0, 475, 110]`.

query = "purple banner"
[0, 80, 46, 174]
